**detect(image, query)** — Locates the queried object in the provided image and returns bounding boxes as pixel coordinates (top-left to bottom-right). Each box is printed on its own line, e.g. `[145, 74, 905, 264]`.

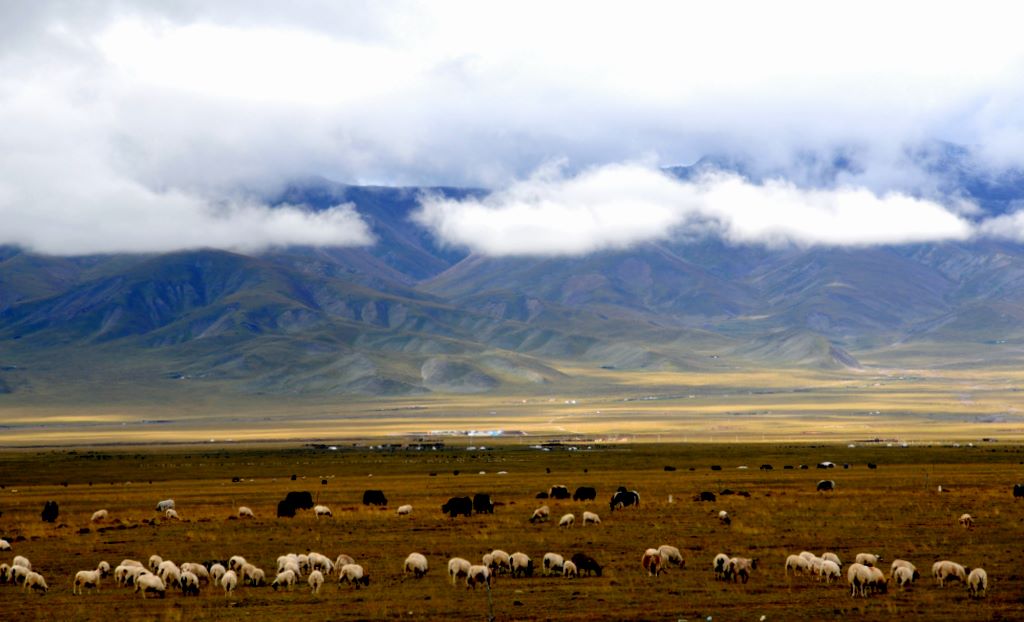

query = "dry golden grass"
[0, 443, 1021, 620]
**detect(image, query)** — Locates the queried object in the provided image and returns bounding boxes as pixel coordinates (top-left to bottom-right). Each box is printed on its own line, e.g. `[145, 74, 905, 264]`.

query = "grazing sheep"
[543, 553, 565, 576]
[334, 554, 355, 572]
[135, 573, 166, 598]
[510, 552, 533, 578]
[96, 561, 111, 578]
[959, 513, 974, 529]
[238, 506, 255, 519]
[90, 509, 108, 523]
[967, 568, 987, 598]
[893, 565, 916, 589]
[73, 569, 103, 594]
[466, 565, 491, 589]
[847, 563, 870, 597]
[822, 552, 842, 567]
[404, 553, 429, 578]
[562, 560, 578, 578]
[933, 560, 968, 587]
[181, 562, 209, 583]
[13, 555, 31, 570]
[23, 571, 48, 594]
[228, 556, 247, 572]
[718, 510, 731, 525]
[180, 570, 200, 596]
[559, 513, 575, 528]
[855, 553, 881, 567]
[448, 557, 472, 585]
[120, 558, 144, 568]
[314, 504, 333, 518]
[0, 563, 8, 583]
[155, 499, 175, 512]
[397, 504, 413, 516]
[308, 569, 324, 594]
[0, 539, 9, 551]
[582, 511, 601, 525]
[487, 550, 511, 575]
[657, 545, 685, 569]
[157, 560, 180, 582]
[890, 559, 919, 580]
[272, 569, 297, 590]
[713, 553, 731, 580]
[308, 552, 333, 575]
[147, 555, 162, 573]
[642, 549, 664, 577]
[820, 560, 842, 583]
[221, 570, 238, 595]
[786, 554, 812, 577]
[728, 557, 757, 583]
[9, 565, 29, 586]
[338, 563, 369, 588]
[210, 563, 227, 585]
[530, 505, 551, 523]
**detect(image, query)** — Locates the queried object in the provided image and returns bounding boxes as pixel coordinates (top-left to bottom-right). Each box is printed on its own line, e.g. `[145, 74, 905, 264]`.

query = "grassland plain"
[0, 443, 1022, 621]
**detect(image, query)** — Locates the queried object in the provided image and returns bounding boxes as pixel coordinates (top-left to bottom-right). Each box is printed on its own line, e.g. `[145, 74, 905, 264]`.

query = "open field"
[2, 365, 1024, 445]
[1, 443, 1022, 620]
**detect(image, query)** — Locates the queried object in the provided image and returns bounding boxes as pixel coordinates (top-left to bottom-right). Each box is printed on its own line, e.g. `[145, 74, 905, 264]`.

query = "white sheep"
[718, 510, 731, 525]
[657, 545, 685, 569]
[272, 569, 297, 590]
[854, 553, 881, 567]
[559, 513, 576, 528]
[180, 570, 200, 596]
[397, 504, 413, 515]
[334, 554, 355, 572]
[242, 564, 265, 586]
[798, 551, 817, 562]
[180, 562, 209, 583]
[448, 557, 471, 585]
[582, 511, 601, 525]
[308, 552, 333, 574]
[511, 552, 533, 577]
[338, 563, 369, 588]
[933, 560, 968, 587]
[90, 509, 108, 523]
[404, 553, 429, 578]
[155, 499, 175, 512]
[0, 563, 9, 583]
[238, 506, 255, 519]
[958, 513, 974, 529]
[314, 504, 333, 518]
[822, 552, 842, 567]
[543, 553, 565, 576]
[120, 558, 144, 568]
[786, 554, 812, 577]
[157, 560, 180, 583]
[0, 539, 10, 551]
[9, 565, 29, 586]
[642, 549, 663, 577]
[563, 560, 578, 578]
[210, 563, 226, 585]
[487, 550, 511, 574]
[967, 567, 987, 598]
[13, 555, 31, 570]
[164, 508, 180, 520]
[890, 559, 918, 581]
[147, 555, 162, 572]
[73, 569, 103, 594]
[530, 505, 550, 523]
[893, 565, 916, 589]
[713, 553, 730, 580]
[848, 563, 887, 597]
[228, 555, 247, 572]
[466, 565, 491, 589]
[308, 569, 325, 594]
[221, 569, 238, 596]
[297, 554, 310, 574]
[728, 557, 757, 583]
[96, 561, 111, 578]
[820, 560, 842, 583]
[23, 571, 47, 594]
[135, 572, 165, 598]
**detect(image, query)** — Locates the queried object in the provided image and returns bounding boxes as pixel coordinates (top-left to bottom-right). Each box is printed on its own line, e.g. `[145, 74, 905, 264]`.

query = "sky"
[2, 1, 1024, 255]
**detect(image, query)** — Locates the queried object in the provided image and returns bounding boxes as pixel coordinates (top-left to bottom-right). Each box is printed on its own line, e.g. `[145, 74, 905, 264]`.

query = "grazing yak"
[473, 493, 494, 514]
[695, 491, 716, 502]
[276, 491, 314, 518]
[548, 485, 571, 500]
[816, 480, 836, 492]
[40, 501, 59, 523]
[573, 486, 597, 501]
[610, 488, 640, 511]
[362, 490, 387, 506]
[571, 553, 602, 577]
[1014, 483, 1024, 498]
[441, 496, 473, 518]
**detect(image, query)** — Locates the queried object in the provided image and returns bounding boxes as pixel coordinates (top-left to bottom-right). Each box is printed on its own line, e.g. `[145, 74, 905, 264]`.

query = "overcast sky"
[2, 1, 1024, 255]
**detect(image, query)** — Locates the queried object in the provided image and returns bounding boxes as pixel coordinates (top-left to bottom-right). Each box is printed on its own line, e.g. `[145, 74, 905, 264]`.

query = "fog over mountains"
[3, 149, 1024, 399]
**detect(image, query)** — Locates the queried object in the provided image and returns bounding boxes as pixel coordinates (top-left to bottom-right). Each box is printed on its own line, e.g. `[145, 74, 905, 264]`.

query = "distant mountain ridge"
[3, 152, 1024, 400]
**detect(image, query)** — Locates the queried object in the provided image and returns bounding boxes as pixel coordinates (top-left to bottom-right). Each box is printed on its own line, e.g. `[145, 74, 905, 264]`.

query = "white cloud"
[413, 164, 974, 256]
[1, 2, 1024, 255]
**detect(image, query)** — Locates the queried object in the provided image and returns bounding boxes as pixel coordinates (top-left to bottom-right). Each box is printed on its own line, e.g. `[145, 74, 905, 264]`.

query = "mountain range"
[3, 152, 1024, 401]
